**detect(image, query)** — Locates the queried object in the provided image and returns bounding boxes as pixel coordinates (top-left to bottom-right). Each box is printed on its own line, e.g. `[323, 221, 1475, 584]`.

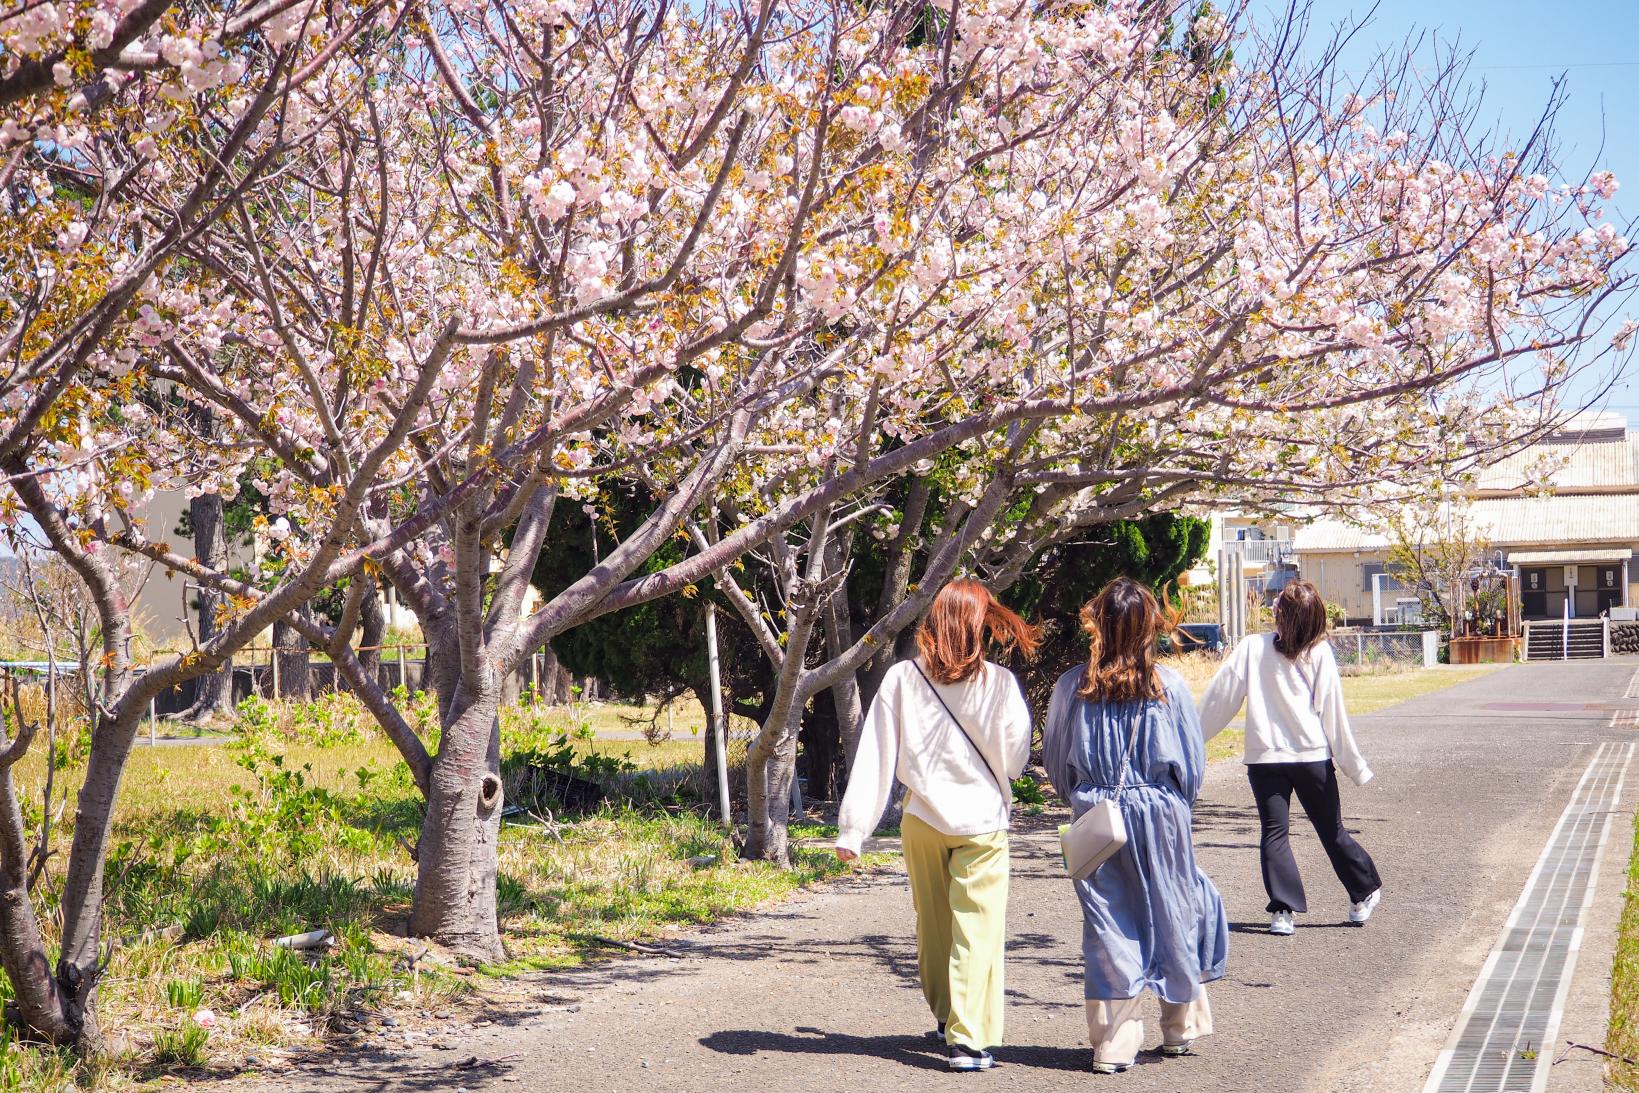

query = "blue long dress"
[1043, 664, 1229, 1003]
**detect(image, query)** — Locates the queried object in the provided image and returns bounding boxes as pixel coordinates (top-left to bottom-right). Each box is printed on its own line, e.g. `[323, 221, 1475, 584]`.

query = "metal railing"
[1223, 539, 1293, 566]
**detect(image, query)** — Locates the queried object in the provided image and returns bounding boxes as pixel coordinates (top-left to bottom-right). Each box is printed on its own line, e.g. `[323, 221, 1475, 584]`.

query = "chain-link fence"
[1329, 628, 1439, 670]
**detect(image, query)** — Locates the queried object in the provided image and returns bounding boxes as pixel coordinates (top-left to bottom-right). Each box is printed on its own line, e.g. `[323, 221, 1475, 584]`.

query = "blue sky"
[1266, 0, 1638, 419]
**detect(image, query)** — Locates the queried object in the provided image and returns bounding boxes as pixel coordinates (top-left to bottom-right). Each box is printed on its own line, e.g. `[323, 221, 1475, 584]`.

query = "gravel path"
[235, 660, 1639, 1092]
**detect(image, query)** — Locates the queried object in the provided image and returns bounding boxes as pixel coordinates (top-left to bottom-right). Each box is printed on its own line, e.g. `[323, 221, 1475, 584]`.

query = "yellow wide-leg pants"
[901, 813, 1010, 1050]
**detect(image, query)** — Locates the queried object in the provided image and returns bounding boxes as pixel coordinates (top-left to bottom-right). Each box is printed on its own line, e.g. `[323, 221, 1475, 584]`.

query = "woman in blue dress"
[1043, 577, 1228, 1074]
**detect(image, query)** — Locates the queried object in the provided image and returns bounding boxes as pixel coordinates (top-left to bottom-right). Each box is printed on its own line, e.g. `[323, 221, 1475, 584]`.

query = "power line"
[1475, 61, 1639, 71]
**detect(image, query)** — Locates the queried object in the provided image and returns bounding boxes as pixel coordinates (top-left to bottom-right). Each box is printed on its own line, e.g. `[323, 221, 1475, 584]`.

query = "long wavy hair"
[915, 579, 1042, 685]
[1077, 577, 1166, 702]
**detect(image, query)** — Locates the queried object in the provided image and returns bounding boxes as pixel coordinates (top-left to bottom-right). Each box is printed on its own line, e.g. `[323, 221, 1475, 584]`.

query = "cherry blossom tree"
[0, 0, 411, 1050]
[678, 5, 1639, 862]
[4, 0, 1631, 987]
[0, 0, 345, 113]
[88, 0, 1141, 959]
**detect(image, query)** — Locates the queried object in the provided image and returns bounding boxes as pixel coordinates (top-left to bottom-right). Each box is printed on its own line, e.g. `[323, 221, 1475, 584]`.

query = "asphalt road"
[237, 659, 1639, 1093]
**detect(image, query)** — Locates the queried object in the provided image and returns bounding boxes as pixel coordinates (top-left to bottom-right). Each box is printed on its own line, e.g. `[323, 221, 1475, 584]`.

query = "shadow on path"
[221, 1051, 519, 1093]
[1227, 920, 1360, 934]
[699, 1025, 1194, 1077]
[700, 1028, 946, 1071]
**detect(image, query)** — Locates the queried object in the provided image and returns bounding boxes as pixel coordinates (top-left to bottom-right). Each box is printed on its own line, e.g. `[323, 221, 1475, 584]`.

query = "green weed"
[150, 1024, 209, 1068]
[163, 978, 202, 1009]
[1011, 774, 1047, 815]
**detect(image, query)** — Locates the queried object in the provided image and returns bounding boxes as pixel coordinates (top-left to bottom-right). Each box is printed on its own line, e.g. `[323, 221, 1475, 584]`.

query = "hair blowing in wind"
[915, 579, 1042, 685]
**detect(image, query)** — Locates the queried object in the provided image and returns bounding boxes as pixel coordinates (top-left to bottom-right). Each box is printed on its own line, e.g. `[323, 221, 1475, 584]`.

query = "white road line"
[1422, 730, 1634, 1093]
[1627, 666, 1639, 700]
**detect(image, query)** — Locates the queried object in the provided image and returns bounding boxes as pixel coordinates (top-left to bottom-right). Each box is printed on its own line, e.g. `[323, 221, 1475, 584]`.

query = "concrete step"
[1523, 622, 1608, 661]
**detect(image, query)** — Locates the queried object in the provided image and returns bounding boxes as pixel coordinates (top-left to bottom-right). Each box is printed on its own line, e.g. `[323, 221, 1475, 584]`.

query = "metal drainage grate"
[1424, 738, 1633, 1093]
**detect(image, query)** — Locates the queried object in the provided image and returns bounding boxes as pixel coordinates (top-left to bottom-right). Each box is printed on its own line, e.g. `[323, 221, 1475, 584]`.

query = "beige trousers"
[900, 813, 1010, 1050]
[1086, 987, 1214, 1066]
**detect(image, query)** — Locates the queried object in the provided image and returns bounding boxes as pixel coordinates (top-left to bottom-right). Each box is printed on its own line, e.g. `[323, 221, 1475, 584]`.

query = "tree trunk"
[182, 490, 232, 720]
[0, 764, 73, 1043]
[800, 695, 841, 802]
[410, 687, 505, 962]
[358, 577, 386, 687]
[540, 646, 572, 704]
[498, 663, 522, 708]
[421, 618, 462, 720]
[764, 727, 798, 864]
[273, 614, 311, 702]
[52, 708, 143, 1051]
[820, 545, 864, 779]
[743, 729, 773, 860]
[743, 707, 799, 865]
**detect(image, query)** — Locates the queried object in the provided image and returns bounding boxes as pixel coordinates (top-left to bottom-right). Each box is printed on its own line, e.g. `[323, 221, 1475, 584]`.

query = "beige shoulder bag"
[1059, 706, 1141, 881]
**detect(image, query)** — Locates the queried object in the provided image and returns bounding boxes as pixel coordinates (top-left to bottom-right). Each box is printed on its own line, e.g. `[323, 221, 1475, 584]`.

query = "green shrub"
[502, 712, 639, 812]
[1011, 774, 1047, 816]
[234, 693, 380, 747]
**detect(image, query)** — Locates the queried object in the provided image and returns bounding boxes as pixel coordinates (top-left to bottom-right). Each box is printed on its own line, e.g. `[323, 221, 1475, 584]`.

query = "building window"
[1361, 562, 1405, 592]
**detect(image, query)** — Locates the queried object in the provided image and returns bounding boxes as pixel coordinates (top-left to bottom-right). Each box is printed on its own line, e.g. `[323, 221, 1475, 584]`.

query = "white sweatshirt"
[1198, 633, 1374, 786]
[835, 658, 1032, 856]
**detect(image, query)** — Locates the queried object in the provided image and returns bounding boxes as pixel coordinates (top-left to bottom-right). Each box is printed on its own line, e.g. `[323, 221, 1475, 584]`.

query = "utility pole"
[705, 603, 732, 829]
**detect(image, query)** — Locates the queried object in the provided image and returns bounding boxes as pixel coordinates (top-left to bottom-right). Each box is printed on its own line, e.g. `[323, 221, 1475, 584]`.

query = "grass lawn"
[0, 692, 876, 1089]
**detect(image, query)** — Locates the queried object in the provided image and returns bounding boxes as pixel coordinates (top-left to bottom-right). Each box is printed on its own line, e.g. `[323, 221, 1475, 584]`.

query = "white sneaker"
[1159, 1040, 1193, 1057]
[1349, 888, 1382, 924]
[1269, 911, 1295, 935]
[1091, 1060, 1130, 1074]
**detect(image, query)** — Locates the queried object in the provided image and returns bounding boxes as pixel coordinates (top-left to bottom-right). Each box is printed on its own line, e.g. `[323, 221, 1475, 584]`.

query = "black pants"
[1247, 760, 1380, 914]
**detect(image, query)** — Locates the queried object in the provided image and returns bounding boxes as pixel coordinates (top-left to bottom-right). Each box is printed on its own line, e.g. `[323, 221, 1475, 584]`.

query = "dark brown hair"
[1273, 578, 1328, 660]
[1077, 577, 1166, 702]
[915, 579, 1042, 684]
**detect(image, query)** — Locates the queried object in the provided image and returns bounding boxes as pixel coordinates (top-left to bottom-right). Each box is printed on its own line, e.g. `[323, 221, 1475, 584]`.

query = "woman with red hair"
[836, 579, 1039, 1072]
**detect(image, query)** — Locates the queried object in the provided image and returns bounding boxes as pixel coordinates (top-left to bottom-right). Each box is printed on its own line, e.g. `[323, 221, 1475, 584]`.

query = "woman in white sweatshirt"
[835, 579, 1038, 1072]
[1199, 579, 1382, 936]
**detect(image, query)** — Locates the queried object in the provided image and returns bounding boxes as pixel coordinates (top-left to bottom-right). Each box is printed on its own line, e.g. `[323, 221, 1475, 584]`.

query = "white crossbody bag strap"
[1111, 703, 1142, 793]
